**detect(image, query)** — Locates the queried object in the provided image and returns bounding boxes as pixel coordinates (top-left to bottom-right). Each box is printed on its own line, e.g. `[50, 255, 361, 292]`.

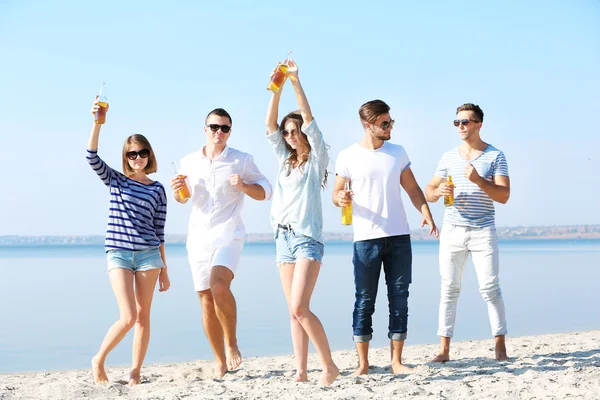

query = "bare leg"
[279, 263, 309, 382]
[352, 341, 369, 376]
[432, 336, 451, 362]
[390, 340, 413, 374]
[288, 259, 339, 386]
[210, 266, 241, 371]
[198, 290, 227, 378]
[129, 269, 160, 385]
[92, 269, 137, 383]
[495, 335, 508, 360]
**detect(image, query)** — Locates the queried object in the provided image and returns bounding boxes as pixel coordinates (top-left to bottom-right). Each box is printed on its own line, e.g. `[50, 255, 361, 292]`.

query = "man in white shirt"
[333, 99, 439, 375]
[171, 108, 272, 378]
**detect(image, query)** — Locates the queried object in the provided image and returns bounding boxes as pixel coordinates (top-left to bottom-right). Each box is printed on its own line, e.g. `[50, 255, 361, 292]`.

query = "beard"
[373, 132, 391, 141]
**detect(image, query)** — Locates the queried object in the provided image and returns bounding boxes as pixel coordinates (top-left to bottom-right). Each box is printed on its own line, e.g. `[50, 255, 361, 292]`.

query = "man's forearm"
[476, 178, 510, 204]
[243, 183, 266, 200]
[409, 189, 432, 218]
[425, 185, 441, 203]
[332, 190, 344, 207]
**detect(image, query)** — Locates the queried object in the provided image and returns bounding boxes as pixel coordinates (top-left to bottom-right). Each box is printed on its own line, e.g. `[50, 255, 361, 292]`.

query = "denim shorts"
[106, 248, 164, 273]
[275, 225, 324, 264]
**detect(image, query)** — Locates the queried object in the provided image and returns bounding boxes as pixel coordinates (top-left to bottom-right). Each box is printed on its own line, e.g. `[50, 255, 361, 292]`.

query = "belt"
[278, 223, 293, 231]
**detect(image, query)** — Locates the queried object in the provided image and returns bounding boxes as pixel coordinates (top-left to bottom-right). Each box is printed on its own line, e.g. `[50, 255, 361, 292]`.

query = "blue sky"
[1, 0, 599, 236]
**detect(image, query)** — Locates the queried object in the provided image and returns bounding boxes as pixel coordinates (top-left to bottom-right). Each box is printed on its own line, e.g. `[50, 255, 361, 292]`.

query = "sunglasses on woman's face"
[126, 149, 150, 160]
[453, 119, 480, 127]
[281, 129, 295, 137]
[207, 124, 232, 133]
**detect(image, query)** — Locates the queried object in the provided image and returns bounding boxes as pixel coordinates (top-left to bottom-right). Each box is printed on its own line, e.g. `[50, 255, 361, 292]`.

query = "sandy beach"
[1, 330, 599, 400]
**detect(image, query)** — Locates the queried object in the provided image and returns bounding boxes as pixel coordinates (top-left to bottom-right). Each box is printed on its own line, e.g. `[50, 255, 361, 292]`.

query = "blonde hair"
[122, 134, 157, 176]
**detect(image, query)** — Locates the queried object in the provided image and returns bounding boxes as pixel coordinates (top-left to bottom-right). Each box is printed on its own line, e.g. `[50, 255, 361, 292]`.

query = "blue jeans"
[352, 235, 412, 342]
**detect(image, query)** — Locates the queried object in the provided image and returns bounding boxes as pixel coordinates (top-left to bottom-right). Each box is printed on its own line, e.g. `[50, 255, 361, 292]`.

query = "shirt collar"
[200, 145, 230, 160]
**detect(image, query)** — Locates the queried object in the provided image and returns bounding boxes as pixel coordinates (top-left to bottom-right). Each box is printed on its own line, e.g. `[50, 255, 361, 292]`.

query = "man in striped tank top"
[426, 103, 510, 362]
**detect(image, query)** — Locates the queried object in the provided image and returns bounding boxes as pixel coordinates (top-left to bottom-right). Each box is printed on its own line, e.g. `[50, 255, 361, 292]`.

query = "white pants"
[437, 224, 507, 338]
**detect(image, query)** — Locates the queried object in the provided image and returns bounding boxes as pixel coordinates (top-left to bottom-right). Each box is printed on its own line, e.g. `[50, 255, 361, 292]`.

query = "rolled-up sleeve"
[266, 129, 288, 165]
[242, 155, 273, 201]
[302, 119, 328, 165]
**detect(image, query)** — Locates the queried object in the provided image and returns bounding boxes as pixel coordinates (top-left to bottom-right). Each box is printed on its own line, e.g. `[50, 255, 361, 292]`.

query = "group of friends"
[86, 61, 511, 386]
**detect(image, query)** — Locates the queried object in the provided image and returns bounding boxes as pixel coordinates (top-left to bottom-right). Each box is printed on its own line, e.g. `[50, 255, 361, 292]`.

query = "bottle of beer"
[95, 82, 109, 124]
[267, 51, 292, 93]
[342, 181, 352, 225]
[172, 162, 191, 200]
[444, 175, 454, 207]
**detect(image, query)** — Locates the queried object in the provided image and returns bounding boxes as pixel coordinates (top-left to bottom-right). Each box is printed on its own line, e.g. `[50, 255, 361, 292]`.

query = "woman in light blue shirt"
[265, 60, 338, 386]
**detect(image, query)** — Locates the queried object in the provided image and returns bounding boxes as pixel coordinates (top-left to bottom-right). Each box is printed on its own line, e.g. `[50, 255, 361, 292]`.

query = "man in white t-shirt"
[170, 108, 272, 378]
[333, 99, 439, 375]
[426, 103, 510, 362]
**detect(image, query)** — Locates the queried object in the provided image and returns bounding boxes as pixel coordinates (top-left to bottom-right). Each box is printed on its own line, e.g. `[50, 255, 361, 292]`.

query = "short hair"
[456, 103, 484, 122]
[358, 99, 390, 124]
[122, 134, 157, 175]
[205, 108, 232, 125]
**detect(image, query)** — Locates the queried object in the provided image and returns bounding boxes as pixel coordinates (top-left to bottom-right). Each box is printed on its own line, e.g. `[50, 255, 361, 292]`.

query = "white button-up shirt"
[180, 146, 272, 249]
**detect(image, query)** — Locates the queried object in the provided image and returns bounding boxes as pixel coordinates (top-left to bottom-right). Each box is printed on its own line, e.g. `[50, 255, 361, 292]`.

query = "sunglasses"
[126, 149, 150, 160]
[374, 119, 395, 130]
[453, 119, 480, 127]
[207, 124, 231, 133]
[281, 129, 295, 137]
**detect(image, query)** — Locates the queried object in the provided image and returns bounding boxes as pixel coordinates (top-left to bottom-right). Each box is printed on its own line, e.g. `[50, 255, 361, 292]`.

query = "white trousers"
[437, 224, 507, 338]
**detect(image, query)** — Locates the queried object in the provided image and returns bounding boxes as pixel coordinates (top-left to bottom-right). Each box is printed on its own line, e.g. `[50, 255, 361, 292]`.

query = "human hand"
[158, 268, 170, 292]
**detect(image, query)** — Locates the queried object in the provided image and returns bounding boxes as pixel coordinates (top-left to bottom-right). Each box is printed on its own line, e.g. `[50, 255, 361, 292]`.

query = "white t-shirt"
[335, 142, 412, 242]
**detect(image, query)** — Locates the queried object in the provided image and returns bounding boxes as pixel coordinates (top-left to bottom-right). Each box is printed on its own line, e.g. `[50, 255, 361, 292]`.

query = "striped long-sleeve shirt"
[87, 149, 167, 251]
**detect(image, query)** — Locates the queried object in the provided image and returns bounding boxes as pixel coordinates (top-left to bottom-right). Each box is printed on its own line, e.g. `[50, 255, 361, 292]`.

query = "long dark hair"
[279, 111, 328, 187]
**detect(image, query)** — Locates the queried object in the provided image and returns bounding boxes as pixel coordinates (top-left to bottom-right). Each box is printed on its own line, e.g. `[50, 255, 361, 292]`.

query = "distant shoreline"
[1, 224, 599, 246]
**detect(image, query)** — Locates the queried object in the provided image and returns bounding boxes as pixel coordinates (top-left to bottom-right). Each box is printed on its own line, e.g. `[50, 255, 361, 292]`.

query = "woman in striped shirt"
[87, 98, 170, 385]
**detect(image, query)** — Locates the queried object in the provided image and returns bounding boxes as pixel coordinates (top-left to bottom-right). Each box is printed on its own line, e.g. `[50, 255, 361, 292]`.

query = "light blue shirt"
[435, 144, 509, 228]
[266, 119, 329, 244]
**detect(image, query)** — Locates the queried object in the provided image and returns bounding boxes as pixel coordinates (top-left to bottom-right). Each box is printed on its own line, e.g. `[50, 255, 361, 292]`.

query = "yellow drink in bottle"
[342, 182, 352, 225]
[444, 175, 454, 206]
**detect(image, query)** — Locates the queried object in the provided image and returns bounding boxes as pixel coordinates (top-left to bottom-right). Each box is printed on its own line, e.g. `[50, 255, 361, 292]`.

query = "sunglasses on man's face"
[453, 119, 480, 127]
[380, 119, 395, 130]
[126, 149, 150, 160]
[207, 124, 232, 133]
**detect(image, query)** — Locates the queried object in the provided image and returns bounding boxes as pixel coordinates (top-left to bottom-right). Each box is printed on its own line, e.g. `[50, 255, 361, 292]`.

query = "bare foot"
[495, 345, 508, 361]
[226, 346, 242, 371]
[351, 365, 369, 376]
[128, 369, 140, 386]
[432, 353, 450, 363]
[91, 355, 109, 384]
[213, 363, 227, 379]
[295, 371, 308, 382]
[495, 335, 508, 360]
[391, 361, 413, 374]
[319, 364, 340, 386]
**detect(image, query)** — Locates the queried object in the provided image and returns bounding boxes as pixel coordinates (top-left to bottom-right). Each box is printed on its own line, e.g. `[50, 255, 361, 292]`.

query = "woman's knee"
[136, 309, 151, 327]
[120, 313, 137, 329]
[290, 303, 310, 320]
